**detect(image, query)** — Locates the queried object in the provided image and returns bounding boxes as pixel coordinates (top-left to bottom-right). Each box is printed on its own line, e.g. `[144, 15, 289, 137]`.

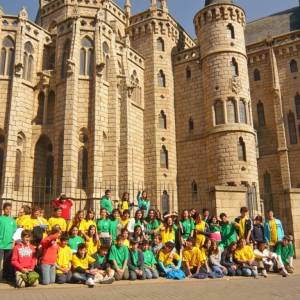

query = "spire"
[18, 7, 28, 21]
[150, 0, 157, 11]
[124, 0, 131, 17]
[160, 0, 168, 13]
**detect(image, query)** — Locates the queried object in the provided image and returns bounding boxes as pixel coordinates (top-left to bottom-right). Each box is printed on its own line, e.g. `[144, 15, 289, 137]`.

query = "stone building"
[0, 0, 300, 247]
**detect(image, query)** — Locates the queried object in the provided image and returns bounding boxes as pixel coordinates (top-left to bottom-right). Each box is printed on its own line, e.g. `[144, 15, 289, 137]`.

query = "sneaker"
[16, 278, 26, 288]
[261, 270, 268, 278]
[86, 278, 95, 287]
[101, 277, 115, 285]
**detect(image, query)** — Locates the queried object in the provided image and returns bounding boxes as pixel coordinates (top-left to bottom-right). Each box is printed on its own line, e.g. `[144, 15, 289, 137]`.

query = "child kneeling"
[11, 230, 39, 288]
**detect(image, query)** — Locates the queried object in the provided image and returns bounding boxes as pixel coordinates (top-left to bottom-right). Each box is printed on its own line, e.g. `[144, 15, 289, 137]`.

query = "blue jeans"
[144, 267, 159, 279]
[72, 272, 94, 283]
[237, 267, 258, 277]
[41, 264, 56, 285]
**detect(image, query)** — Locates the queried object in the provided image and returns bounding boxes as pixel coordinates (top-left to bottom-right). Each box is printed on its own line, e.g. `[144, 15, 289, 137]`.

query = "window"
[77, 147, 88, 189]
[158, 70, 166, 87]
[14, 132, 25, 191]
[226, 98, 238, 123]
[295, 93, 300, 119]
[186, 66, 192, 80]
[157, 37, 165, 51]
[0, 36, 15, 76]
[23, 41, 34, 81]
[288, 111, 297, 144]
[189, 117, 194, 132]
[257, 101, 266, 127]
[191, 181, 198, 200]
[239, 100, 247, 124]
[159, 110, 167, 129]
[227, 23, 235, 39]
[80, 37, 93, 76]
[103, 42, 109, 81]
[231, 57, 239, 77]
[160, 145, 168, 169]
[254, 69, 261, 81]
[45, 155, 54, 193]
[61, 39, 71, 79]
[35, 92, 45, 125]
[214, 100, 225, 125]
[47, 91, 55, 124]
[238, 137, 246, 161]
[290, 59, 298, 73]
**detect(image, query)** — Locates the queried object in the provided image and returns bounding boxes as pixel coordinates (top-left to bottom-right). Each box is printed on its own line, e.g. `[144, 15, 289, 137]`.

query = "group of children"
[0, 190, 296, 288]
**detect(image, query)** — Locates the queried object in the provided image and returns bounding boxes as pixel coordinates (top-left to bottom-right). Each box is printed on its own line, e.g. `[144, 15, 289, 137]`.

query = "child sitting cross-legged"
[11, 230, 39, 288]
[141, 240, 159, 279]
[157, 241, 186, 280]
[128, 239, 146, 280]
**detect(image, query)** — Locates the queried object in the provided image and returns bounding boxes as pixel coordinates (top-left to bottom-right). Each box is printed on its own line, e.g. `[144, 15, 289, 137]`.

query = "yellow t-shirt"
[234, 245, 255, 261]
[160, 225, 175, 244]
[72, 254, 95, 270]
[124, 239, 130, 248]
[67, 220, 85, 232]
[56, 245, 73, 274]
[48, 217, 67, 232]
[16, 215, 31, 230]
[158, 250, 180, 267]
[239, 217, 246, 239]
[119, 200, 129, 213]
[120, 218, 129, 229]
[81, 220, 97, 233]
[195, 221, 206, 248]
[85, 238, 99, 256]
[269, 219, 278, 246]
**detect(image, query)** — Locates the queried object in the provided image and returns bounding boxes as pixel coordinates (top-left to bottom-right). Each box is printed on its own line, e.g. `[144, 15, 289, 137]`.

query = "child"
[109, 209, 121, 244]
[194, 213, 209, 248]
[11, 230, 39, 288]
[82, 210, 97, 234]
[208, 239, 227, 277]
[40, 226, 61, 285]
[120, 209, 131, 229]
[209, 216, 222, 242]
[68, 225, 85, 254]
[118, 192, 133, 215]
[219, 213, 238, 250]
[109, 235, 129, 281]
[141, 240, 159, 279]
[71, 243, 97, 287]
[133, 225, 144, 243]
[67, 210, 85, 233]
[16, 205, 31, 230]
[85, 225, 99, 256]
[152, 234, 163, 256]
[97, 208, 111, 247]
[48, 208, 67, 232]
[252, 216, 266, 246]
[179, 210, 195, 245]
[56, 234, 73, 283]
[127, 210, 145, 234]
[137, 190, 151, 218]
[100, 189, 113, 215]
[157, 241, 185, 279]
[159, 216, 177, 244]
[234, 207, 253, 243]
[276, 236, 294, 273]
[121, 228, 130, 248]
[0, 202, 17, 281]
[145, 209, 160, 241]
[93, 246, 115, 284]
[128, 239, 146, 280]
[221, 242, 239, 276]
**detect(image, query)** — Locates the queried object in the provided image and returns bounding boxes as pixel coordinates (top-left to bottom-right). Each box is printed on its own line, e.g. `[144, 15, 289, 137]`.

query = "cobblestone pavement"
[0, 273, 299, 300]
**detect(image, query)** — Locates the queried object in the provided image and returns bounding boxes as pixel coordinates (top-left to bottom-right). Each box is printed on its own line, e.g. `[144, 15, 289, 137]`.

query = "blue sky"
[0, 0, 298, 36]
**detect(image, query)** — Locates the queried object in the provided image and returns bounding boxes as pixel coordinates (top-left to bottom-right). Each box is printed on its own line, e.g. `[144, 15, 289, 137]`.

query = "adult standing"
[100, 190, 113, 215]
[52, 193, 73, 221]
[264, 210, 284, 250]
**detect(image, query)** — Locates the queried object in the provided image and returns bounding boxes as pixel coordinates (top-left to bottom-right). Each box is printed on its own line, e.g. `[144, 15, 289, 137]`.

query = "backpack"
[165, 268, 186, 280]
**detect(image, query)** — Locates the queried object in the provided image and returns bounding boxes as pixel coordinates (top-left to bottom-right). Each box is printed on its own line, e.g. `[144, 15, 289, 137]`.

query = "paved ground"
[1, 263, 299, 300]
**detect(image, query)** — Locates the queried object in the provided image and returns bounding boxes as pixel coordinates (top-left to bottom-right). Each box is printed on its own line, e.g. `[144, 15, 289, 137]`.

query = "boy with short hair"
[142, 240, 159, 279]
[109, 235, 129, 280]
[276, 236, 294, 273]
[128, 239, 145, 280]
[48, 208, 67, 232]
[100, 190, 113, 215]
[0, 202, 17, 281]
[11, 230, 39, 288]
[234, 207, 253, 244]
[219, 213, 237, 250]
[56, 234, 73, 284]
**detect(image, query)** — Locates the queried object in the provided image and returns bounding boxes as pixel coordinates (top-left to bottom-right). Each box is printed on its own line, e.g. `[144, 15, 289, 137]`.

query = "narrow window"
[189, 118, 194, 132]
[288, 111, 297, 144]
[290, 59, 298, 73]
[14, 149, 22, 191]
[160, 145, 168, 169]
[227, 23, 235, 39]
[214, 100, 225, 125]
[226, 98, 238, 123]
[23, 42, 34, 81]
[35, 92, 45, 125]
[257, 101, 266, 127]
[47, 91, 55, 125]
[80, 37, 93, 76]
[186, 66, 192, 80]
[159, 110, 167, 129]
[78, 147, 88, 189]
[231, 58, 239, 77]
[158, 70, 166, 87]
[103, 42, 109, 81]
[295, 93, 300, 119]
[61, 39, 71, 79]
[157, 37, 165, 51]
[254, 69, 261, 81]
[239, 100, 247, 124]
[0, 36, 15, 76]
[238, 137, 246, 161]
[191, 181, 198, 200]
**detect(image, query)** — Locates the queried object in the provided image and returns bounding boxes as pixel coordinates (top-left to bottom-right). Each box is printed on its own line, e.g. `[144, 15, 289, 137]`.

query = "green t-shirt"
[97, 218, 110, 233]
[143, 250, 157, 267]
[0, 216, 17, 250]
[276, 243, 294, 265]
[68, 235, 84, 253]
[109, 219, 119, 242]
[95, 253, 105, 265]
[100, 196, 113, 214]
[109, 245, 129, 269]
[146, 219, 160, 232]
[180, 219, 195, 240]
[220, 222, 237, 249]
[131, 249, 139, 267]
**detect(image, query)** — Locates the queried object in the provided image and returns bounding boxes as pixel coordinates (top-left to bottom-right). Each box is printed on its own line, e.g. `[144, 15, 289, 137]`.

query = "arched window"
[80, 37, 93, 76]
[159, 110, 167, 129]
[45, 154, 54, 193]
[23, 41, 34, 81]
[239, 100, 247, 124]
[77, 147, 88, 189]
[227, 23, 235, 39]
[191, 180, 198, 200]
[254, 69, 261, 81]
[257, 101, 266, 127]
[0, 36, 15, 76]
[214, 100, 225, 125]
[158, 70, 166, 87]
[35, 92, 45, 125]
[61, 39, 71, 79]
[47, 91, 55, 124]
[290, 59, 298, 73]
[14, 132, 25, 191]
[226, 98, 238, 123]
[103, 42, 110, 81]
[238, 137, 246, 161]
[288, 111, 297, 144]
[189, 117, 194, 132]
[186, 66, 192, 80]
[160, 145, 168, 169]
[157, 37, 165, 51]
[231, 57, 239, 77]
[295, 93, 300, 119]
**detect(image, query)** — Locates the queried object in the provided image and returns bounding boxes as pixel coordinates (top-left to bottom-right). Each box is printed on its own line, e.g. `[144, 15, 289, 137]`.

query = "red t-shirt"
[52, 198, 73, 220]
[41, 234, 60, 265]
